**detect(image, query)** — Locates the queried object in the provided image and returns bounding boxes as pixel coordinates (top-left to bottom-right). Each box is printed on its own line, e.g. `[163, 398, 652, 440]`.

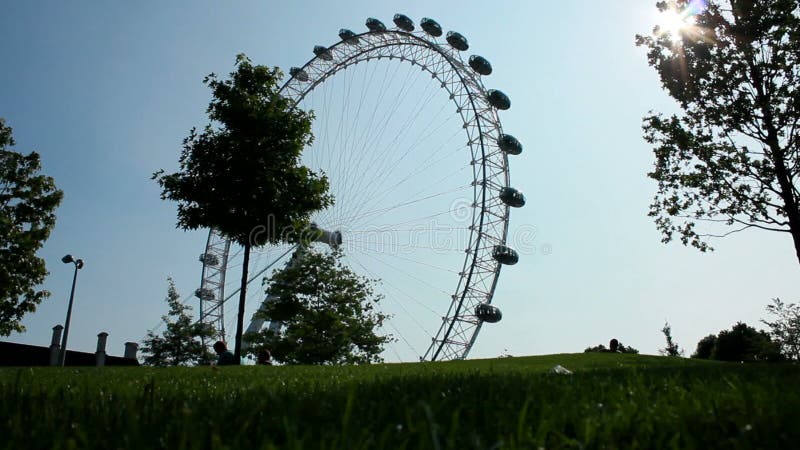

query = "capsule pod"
[199, 253, 220, 266]
[366, 17, 386, 32]
[289, 67, 309, 82]
[493, 245, 519, 265]
[339, 28, 359, 43]
[475, 303, 502, 323]
[194, 288, 215, 301]
[313, 45, 333, 61]
[446, 31, 469, 51]
[469, 55, 492, 75]
[393, 13, 414, 31]
[499, 187, 526, 208]
[498, 134, 522, 155]
[309, 223, 343, 247]
[487, 89, 511, 110]
[420, 17, 443, 37]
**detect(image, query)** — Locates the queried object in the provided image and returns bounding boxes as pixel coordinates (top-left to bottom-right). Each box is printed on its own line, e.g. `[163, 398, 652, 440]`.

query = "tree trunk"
[750, 61, 800, 265]
[767, 145, 800, 265]
[765, 136, 800, 265]
[233, 242, 251, 363]
[788, 214, 800, 266]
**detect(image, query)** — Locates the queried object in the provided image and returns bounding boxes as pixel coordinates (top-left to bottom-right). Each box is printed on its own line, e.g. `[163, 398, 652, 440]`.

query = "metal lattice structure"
[196, 232, 230, 344]
[197, 15, 523, 361]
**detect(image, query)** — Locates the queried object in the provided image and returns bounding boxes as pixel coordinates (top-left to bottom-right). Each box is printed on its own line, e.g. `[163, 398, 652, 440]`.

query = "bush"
[692, 335, 717, 359]
[584, 340, 639, 354]
[693, 322, 783, 363]
[713, 322, 782, 362]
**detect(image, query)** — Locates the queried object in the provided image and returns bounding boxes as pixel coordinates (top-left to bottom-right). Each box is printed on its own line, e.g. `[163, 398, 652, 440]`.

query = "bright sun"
[657, 8, 697, 37]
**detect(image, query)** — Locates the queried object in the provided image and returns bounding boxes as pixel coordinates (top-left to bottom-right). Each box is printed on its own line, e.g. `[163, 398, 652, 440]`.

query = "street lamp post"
[59, 254, 84, 366]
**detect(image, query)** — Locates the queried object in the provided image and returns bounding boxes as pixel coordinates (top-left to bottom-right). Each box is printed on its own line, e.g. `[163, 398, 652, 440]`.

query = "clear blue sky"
[2, 1, 797, 360]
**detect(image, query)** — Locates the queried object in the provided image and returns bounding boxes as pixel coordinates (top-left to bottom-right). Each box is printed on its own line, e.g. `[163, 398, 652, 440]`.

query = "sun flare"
[657, 8, 696, 37]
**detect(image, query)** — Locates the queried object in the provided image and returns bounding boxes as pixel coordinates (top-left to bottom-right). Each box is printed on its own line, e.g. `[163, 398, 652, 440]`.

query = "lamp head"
[75, 259, 84, 269]
[62, 254, 74, 264]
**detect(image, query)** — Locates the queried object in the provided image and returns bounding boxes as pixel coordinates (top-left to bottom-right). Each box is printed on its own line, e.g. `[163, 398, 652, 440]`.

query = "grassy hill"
[2, 353, 798, 449]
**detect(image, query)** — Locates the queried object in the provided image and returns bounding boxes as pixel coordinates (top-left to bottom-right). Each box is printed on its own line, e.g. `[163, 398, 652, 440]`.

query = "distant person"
[609, 338, 619, 353]
[257, 349, 273, 366]
[213, 341, 237, 366]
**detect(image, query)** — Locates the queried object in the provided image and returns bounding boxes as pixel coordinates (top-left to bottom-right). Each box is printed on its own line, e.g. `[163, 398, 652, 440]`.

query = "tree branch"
[699, 224, 762, 238]
[689, 193, 790, 228]
[728, 215, 789, 232]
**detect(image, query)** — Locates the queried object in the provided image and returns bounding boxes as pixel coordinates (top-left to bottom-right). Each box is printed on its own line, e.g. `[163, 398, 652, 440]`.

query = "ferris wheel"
[195, 14, 525, 362]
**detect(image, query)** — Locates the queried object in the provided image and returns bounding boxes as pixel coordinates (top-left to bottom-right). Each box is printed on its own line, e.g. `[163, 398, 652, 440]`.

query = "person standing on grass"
[213, 341, 237, 366]
[256, 349, 273, 365]
[609, 339, 619, 353]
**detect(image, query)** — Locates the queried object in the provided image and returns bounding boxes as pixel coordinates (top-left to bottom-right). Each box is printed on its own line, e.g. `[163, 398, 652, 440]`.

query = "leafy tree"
[140, 278, 215, 366]
[245, 248, 391, 365]
[636, 1, 800, 263]
[762, 297, 800, 360]
[660, 321, 684, 356]
[0, 118, 63, 336]
[153, 55, 333, 361]
[692, 334, 718, 359]
[713, 321, 782, 361]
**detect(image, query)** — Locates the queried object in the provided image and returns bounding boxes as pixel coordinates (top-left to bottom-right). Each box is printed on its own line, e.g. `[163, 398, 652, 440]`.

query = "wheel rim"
[198, 20, 515, 362]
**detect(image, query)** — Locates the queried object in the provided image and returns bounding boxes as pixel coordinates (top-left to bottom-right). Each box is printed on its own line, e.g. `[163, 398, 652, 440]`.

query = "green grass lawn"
[2, 353, 799, 449]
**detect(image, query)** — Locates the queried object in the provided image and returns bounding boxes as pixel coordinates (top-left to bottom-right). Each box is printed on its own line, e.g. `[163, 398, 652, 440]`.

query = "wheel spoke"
[197, 25, 513, 362]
